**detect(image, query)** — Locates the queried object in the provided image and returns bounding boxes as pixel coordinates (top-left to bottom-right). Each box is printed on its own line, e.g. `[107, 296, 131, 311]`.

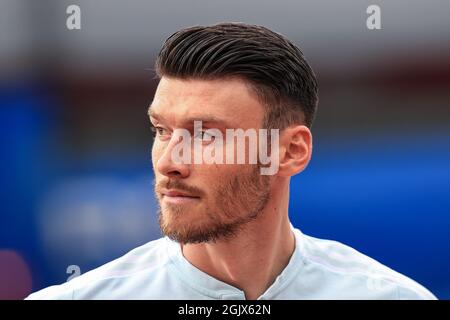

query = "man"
[27, 23, 436, 300]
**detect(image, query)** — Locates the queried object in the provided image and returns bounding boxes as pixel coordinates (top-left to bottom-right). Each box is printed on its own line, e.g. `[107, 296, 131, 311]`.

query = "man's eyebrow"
[148, 107, 231, 127]
[181, 116, 229, 126]
[148, 106, 158, 119]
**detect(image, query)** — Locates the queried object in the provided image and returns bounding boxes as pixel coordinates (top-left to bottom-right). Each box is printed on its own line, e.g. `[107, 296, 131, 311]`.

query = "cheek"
[151, 142, 162, 167]
[199, 164, 245, 189]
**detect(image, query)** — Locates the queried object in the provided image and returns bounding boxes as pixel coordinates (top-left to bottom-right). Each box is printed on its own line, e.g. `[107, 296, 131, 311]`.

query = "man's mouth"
[161, 189, 200, 204]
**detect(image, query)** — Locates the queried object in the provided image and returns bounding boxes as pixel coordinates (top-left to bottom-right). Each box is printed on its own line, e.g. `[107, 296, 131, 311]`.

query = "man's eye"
[151, 126, 170, 138]
[194, 130, 214, 141]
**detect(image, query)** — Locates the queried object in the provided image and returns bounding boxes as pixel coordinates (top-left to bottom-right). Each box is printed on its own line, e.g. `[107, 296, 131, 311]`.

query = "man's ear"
[277, 125, 313, 177]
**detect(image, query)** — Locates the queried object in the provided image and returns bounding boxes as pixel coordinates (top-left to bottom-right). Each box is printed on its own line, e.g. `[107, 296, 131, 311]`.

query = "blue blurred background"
[0, 0, 449, 299]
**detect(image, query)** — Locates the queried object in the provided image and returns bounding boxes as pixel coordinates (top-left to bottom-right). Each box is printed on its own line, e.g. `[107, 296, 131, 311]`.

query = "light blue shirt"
[26, 226, 436, 300]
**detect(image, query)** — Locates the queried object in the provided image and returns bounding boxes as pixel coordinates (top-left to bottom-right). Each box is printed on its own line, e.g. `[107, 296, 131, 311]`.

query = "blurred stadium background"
[1, 0, 449, 299]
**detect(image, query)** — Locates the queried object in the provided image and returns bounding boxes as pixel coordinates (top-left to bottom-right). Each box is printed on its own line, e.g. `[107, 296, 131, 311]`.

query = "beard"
[155, 165, 270, 244]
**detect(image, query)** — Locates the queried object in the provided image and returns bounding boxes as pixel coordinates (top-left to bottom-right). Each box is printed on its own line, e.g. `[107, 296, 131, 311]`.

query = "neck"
[181, 182, 295, 300]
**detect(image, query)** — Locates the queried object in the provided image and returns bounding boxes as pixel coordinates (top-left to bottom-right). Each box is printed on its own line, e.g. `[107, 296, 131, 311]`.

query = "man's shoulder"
[295, 230, 436, 299]
[26, 237, 171, 300]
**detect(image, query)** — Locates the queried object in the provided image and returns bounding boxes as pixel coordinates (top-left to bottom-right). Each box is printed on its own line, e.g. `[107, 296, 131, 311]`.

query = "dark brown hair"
[155, 22, 318, 129]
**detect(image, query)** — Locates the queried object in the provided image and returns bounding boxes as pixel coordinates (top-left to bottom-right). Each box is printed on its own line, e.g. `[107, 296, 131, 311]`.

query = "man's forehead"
[149, 99, 235, 125]
[149, 77, 264, 125]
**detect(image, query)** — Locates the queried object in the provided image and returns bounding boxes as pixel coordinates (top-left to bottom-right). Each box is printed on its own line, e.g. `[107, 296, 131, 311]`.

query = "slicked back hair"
[155, 22, 319, 129]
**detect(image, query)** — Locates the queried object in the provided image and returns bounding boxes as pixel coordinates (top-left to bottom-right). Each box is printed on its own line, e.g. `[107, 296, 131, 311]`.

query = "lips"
[160, 189, 200, 205]
[161, 189, 199, 198]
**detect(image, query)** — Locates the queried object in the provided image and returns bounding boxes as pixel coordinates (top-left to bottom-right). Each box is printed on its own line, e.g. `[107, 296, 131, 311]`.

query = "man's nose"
[156, 131, 191, 179]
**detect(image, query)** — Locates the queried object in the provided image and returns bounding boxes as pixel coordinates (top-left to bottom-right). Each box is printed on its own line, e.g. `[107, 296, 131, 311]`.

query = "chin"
[160, 208, 201, 229]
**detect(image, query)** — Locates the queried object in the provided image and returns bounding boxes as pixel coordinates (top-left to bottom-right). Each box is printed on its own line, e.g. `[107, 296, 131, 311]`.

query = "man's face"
[150, 77, 271, 244]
